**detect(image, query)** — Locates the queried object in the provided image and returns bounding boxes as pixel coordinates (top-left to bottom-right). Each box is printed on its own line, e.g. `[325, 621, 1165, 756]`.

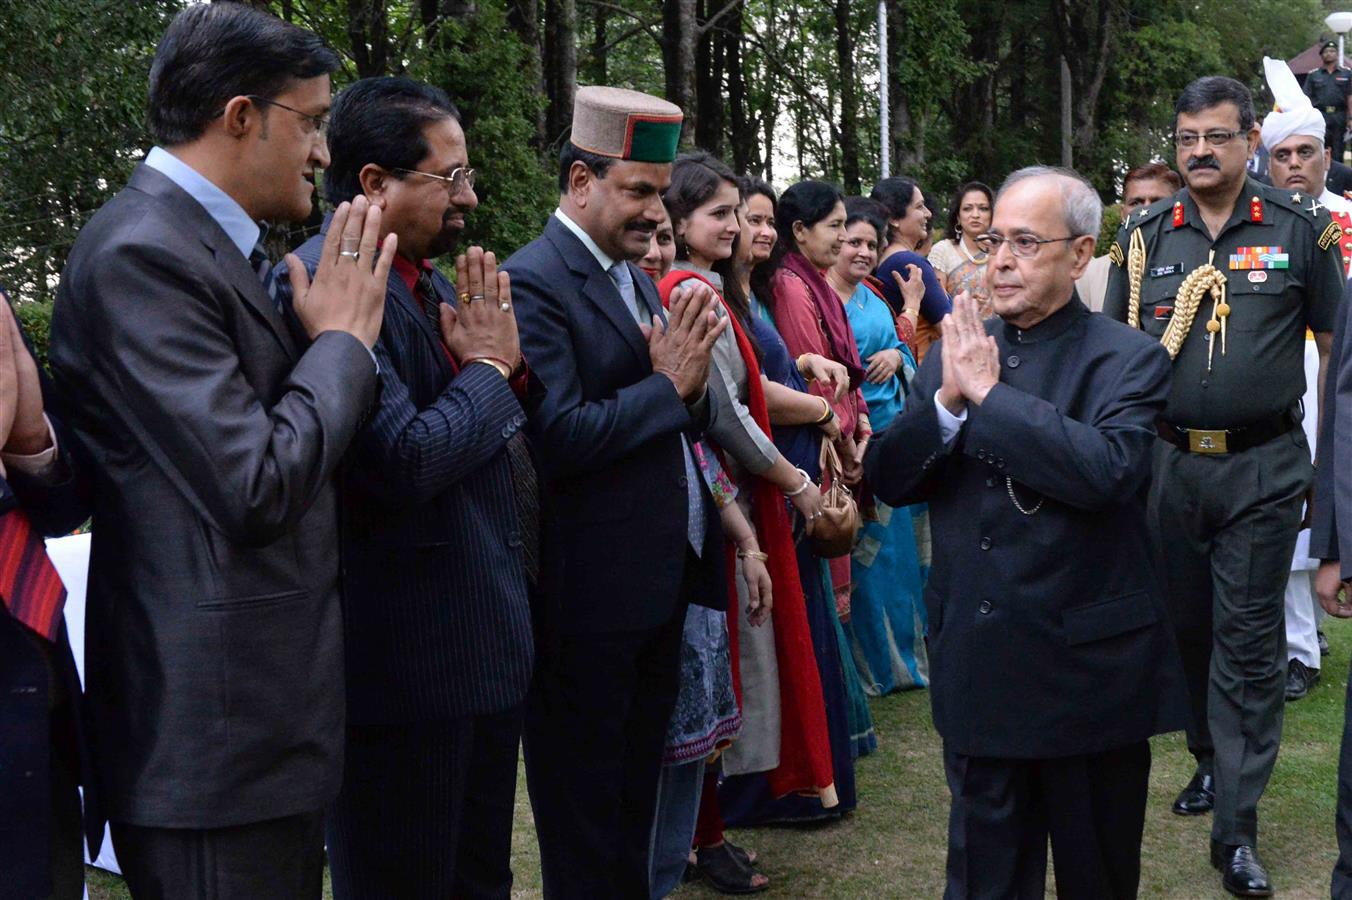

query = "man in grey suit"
[49, 5, 394, 898]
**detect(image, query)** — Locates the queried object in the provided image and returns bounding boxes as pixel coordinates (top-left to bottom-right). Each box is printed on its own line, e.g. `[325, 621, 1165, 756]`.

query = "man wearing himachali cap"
[503, 87, 730, 897]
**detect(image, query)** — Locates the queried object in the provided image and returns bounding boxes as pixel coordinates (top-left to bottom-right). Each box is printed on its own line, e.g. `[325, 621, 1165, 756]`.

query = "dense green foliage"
[0, 0, 1338, 304]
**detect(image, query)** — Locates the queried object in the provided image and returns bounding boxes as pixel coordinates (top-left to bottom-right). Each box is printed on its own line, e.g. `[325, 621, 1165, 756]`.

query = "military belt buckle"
[1187, 429, 1227, 454]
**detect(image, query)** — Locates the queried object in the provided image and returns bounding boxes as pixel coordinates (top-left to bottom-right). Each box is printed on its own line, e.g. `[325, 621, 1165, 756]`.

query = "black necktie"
[417, 268, 539, 582]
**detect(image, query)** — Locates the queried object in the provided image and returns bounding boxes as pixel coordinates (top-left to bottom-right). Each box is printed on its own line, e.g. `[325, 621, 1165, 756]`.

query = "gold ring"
[458, 291, 471, 304]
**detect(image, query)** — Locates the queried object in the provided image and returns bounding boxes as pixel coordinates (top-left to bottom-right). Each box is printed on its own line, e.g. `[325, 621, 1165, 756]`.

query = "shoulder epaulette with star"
[1266, 184, 1329, 222]
[1124, 196, 1174, 231]
[1109, 196, 1173, 266]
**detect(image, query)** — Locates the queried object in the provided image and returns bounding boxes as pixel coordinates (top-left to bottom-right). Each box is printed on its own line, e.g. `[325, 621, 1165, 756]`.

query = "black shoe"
[1320, 629, 1331, 656]
[1172, 770, 1215, 815]
[1286, 658, 1321, 701]
[1210, 842, 1273, 897]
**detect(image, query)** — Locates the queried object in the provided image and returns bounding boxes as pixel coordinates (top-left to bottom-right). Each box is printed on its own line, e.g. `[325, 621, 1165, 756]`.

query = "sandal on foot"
[723, 839, 757, 868]
[695, 844, 769, 894]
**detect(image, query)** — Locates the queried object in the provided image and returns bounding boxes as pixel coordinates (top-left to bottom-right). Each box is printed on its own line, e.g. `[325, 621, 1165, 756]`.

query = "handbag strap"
[819, 438, 843, 482]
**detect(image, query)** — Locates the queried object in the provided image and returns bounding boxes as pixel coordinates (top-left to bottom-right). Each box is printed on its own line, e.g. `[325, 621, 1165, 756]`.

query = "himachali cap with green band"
[569, 86, 683, 163]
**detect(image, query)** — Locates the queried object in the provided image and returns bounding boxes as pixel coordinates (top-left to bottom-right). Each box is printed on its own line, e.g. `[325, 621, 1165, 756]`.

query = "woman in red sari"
[657, 153, 837, 892]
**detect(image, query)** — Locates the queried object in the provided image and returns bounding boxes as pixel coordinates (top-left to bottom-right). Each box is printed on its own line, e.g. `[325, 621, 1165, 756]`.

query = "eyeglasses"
[393, 167, 477, 195]
[975, 232, 1077, 259]
[1173, 130, 1244, 149]
[212, 95, 330, 138]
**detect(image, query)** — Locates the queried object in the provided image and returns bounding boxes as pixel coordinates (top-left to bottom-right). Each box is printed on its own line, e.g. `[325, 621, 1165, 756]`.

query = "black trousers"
[1332, 655, 1352, 898]
[326, 707, 523, 900]
[524, 597, 688, 899]
[943, 742, 1151, 900]
[111, 811, 324, 900]
[1148, 433, 1310, 845]
[1327, 111, 1349, 166]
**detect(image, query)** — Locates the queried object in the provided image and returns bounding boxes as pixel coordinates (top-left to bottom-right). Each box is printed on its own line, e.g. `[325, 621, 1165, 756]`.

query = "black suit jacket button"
[979, 536, 992, 551]
[978, 600, 993, 614]
[977, 449, 987, 460]
[996, 458, 1006, 470]
[501, 425, 515, 439]
[1007, 355, 1021, 368]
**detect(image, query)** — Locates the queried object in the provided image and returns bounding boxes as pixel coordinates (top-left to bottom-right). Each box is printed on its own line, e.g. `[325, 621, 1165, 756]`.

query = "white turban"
[1260, 56, 1327, 151]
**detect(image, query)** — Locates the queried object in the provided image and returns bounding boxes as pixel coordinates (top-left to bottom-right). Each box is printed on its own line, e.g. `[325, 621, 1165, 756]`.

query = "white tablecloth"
[47, 532, 121, 876]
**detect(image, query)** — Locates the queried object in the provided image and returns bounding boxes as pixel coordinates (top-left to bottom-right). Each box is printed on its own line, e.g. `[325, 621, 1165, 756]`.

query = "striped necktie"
[0, 508, 67, 642]
[415, 268, 442, 331]
[249, 242, 279, 309]
[609, 262, 705, 555]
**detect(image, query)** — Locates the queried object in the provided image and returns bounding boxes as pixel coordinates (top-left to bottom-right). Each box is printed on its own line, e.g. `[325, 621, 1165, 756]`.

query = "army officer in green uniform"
[1104, 76, 1345, 899]
[1304, 40, 1352, 164]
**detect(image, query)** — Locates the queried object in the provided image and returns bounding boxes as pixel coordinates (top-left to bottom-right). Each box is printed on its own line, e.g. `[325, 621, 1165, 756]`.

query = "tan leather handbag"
[809, 439, 862, 558]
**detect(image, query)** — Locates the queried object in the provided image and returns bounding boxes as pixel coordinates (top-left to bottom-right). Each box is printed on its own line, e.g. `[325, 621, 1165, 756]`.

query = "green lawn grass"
[88, 621, 1351, 899]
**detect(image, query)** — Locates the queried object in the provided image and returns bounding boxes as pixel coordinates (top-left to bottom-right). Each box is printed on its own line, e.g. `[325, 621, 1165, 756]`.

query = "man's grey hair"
[997, 165, 1103, 238]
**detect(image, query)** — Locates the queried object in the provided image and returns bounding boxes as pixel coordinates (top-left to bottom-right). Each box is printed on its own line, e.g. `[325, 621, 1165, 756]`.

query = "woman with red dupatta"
[655, 153, 837, 893]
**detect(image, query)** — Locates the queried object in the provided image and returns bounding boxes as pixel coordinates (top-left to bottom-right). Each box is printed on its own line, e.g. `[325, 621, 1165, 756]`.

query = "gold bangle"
[796, 354, 814, 379]
[467, 357, 511, 379]
[737, 548, 769, 562]
[814, 397, 834, 425]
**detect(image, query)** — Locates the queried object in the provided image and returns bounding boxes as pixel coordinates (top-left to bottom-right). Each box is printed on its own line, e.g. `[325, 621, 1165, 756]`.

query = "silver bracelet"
[784, 468, 814, 497]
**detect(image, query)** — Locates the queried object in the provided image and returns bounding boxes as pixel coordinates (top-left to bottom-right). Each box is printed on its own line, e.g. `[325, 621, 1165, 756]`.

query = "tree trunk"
[1050, 0, 1119, 168]
[886, 0, 920, 173]
[347, 0, 389, 78]
[589, 3, 607, 84]
[1060, 55, 1073, 167]
[834, 0, 860, 193]
[663, 0, 698, 143]
[725, 1, 752, 174]
[543, 0, 577, 149]
[506, 0, 547, 148]
[694, 0, 725, 155]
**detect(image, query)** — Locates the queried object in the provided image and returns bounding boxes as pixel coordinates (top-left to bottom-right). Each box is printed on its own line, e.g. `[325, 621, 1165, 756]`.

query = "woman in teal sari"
[825, 197, 930, 695]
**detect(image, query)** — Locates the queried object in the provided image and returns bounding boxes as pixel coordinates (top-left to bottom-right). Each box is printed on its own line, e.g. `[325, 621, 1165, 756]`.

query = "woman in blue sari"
[824, 197, 930, 695]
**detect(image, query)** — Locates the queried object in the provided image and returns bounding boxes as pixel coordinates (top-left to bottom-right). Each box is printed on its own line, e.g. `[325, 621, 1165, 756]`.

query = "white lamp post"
[1326, 12, 1352, 67]
[879, 0, 890, 179]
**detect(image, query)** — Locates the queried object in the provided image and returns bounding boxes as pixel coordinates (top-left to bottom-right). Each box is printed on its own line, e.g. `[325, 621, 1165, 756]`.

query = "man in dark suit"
[0, 294, 96, 900]
[1316, 278, 1352, 899]
[866, 166, 1188, 899]
[273, 76, 536, 899]
[504, 86, 728, 898]
[48, 6, 394, 898]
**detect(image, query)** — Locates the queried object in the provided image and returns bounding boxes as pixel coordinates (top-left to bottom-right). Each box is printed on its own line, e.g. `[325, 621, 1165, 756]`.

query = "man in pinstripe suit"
[274, 77, 537, 899]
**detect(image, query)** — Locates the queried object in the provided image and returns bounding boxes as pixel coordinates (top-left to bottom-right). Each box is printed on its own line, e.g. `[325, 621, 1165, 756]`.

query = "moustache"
[625, 220, 656, 235]
[1187, 157, 1221, 172]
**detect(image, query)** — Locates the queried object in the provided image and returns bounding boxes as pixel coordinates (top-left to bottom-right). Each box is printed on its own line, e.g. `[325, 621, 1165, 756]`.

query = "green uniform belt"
[1156, 411, 1295, 454]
